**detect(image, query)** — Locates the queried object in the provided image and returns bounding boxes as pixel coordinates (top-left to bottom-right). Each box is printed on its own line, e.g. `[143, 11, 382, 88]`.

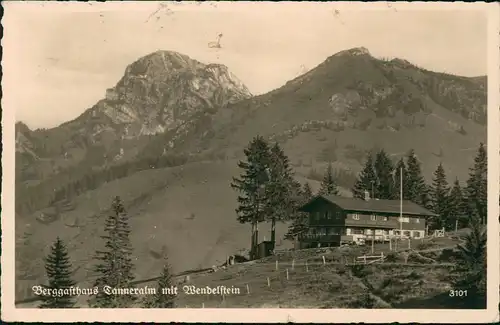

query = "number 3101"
[449, 290, 468, 297]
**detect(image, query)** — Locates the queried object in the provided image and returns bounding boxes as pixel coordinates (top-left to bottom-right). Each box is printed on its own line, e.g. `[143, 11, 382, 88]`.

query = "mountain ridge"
[15, 47, 487, 299]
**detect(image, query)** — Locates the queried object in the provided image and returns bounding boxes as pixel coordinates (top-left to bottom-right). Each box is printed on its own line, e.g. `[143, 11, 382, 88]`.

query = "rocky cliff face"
[84, 50, 252, 139]
[15, 51, 252, 181]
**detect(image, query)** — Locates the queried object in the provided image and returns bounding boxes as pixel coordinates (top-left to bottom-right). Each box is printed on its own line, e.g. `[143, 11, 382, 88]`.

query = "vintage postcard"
[2, 1, 499, 323]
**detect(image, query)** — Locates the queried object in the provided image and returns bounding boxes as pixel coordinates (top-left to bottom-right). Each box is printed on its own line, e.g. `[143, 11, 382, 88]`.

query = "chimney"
[364, 190, 370, 201]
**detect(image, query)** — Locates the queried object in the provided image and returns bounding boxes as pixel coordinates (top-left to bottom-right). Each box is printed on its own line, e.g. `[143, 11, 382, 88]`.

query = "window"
[415, 218, 420, 223]
[414, 231, 421, 238]
[352, 213, 360, 220]
[352, 228, 364, 235]
[324, 211, 329, 219]
[370, 215, 377, 221]
[383, 229, 389, 235]
[398, 216, 410, 223]
[382, 216, 388, 221]
[394, 230, 400, 236]
[404, 231, 411, 237]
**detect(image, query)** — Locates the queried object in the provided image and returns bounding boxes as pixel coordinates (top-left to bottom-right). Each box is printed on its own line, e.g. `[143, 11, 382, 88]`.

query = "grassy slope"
[15, 52, 487, 304]
[17, 160, 334, 300]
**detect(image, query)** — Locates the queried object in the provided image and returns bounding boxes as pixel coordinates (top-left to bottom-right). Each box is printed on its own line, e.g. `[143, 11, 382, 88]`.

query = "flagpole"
[400, 167, 403, 240]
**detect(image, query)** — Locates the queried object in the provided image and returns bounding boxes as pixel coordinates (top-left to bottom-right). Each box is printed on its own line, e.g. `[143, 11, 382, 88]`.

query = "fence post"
[364, 255, 367, 264]
[322, 256, 326, 265]
[286, 269, 289, 280]
[246, 284, 250, 294]
[202, 302, 205, 308]
[275, 260, 279, 271]
[408, 238, 411, 250]
[292, 259, 295, 270]
[267, 277, 271, 287]
[381, 252, 384, 263]
[306, 260, 309, 272]
[389, 238, 392, 251]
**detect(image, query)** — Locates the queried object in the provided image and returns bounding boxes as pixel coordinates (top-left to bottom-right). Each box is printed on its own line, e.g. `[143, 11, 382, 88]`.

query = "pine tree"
[266, 143, 297, 248]
[394, 158, 408, 200]
[302, 182, 313, 199]
[39, 237, 76, 308]
[430, 163, 450, 230]
[318, 162, 339, 196]
[231, 136, 271, 260]
[143, 260, 175, 308]
[405, 149, 427, 205]
[352, 152, 378, 199]
[285, 182, 313, 240]
[452, 214, 486, 308]
[373, 149, 396, 199]
[89, 196, 136, 308]
[448, 178, 467, 230]
[464, 143, 487, 225]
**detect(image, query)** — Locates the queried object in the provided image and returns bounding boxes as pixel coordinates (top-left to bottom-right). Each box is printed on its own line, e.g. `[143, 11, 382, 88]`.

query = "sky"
[3, 1, 493, 129]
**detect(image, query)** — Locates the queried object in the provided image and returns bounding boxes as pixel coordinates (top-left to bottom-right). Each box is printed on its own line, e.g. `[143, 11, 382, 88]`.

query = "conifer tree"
[394, 158, 408, 200]
[373, 149, 396, 199]
[352, 152, 378, 199]
[285, 182, 313, 240]
[318, 162, 339, 196]
[448, 178, 467, 230]
[302, 182, 313, 199]
[453, 214, 486, 308]
[430, 163, 450, 229]
[143, 260, 175, 308]
[266, 143, 297, 247]
[39, 237, 76, 308]
[231, 136, 271, 260]
[89, 196, 136, 308]
[405, 149, 427, 205]
[464, 143, 487, 225]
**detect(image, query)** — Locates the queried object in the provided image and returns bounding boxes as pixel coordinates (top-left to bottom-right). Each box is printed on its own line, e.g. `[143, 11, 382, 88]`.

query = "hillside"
[176, 47, 486, 180]
[15, 50, 251, 188]
[15, 47, 487, 301]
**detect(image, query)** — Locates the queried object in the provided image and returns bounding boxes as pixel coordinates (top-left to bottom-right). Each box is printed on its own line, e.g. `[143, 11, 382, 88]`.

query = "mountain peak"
[333, 47, 372, 57]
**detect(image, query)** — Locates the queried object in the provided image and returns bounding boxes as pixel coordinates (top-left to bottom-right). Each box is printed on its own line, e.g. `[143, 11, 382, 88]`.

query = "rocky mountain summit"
[15, 47, 488, 301]
[15, 51, 252, 182]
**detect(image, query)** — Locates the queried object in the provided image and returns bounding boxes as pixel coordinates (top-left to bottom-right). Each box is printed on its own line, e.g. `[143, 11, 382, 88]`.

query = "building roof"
[299, 195, 438, 217]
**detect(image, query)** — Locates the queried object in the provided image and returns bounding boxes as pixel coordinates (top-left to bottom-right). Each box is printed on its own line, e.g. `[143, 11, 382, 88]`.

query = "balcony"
[298, 233, 341, 243]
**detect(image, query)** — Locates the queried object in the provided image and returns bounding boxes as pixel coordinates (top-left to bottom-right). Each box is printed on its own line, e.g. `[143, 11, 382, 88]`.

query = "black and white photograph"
[2, 1, 499, 323]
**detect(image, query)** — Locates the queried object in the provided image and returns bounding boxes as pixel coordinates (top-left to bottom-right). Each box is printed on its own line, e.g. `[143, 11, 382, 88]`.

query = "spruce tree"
[448, 178, 467, 230]
[352, 152, 378, 199]
[39, 237, 76, 308]
[394, 158, 408, 200]
[405, 149, 427, 205]
[373, 149, 396, 199]
[453, 214, 486, 308]
[231, 136, 271, 260]
[318, 162, 339, 196]
[89, 196, 136, 308]
[285, 182, 313, 240]
[302, 182, 313, 199]
[143, 260, 175, 308]
[464, 143, 487, 225]
[266, 143, 296, 248]
[430, 163, 450, 230]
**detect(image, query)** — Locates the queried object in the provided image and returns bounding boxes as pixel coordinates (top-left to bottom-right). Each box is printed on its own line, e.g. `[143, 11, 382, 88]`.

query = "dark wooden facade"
[298, 195, 435, 248]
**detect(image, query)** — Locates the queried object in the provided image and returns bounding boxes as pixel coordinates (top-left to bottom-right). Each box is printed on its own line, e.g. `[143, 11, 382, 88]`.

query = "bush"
[349, 264, 372, 278]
